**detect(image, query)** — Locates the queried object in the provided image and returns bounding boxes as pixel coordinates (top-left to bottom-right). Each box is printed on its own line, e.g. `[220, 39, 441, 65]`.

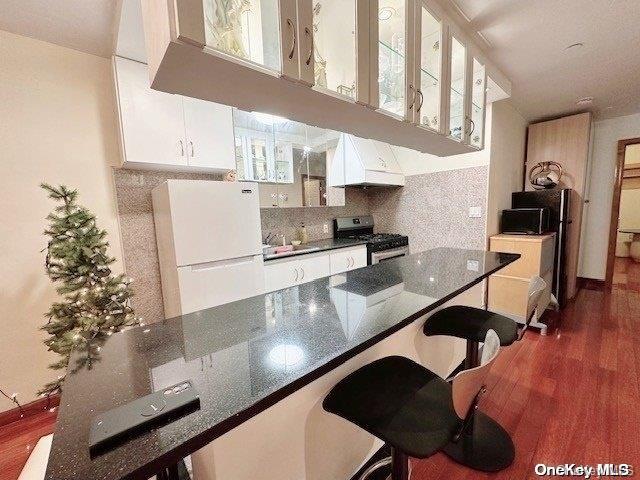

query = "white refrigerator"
[152, 180, 264, 318]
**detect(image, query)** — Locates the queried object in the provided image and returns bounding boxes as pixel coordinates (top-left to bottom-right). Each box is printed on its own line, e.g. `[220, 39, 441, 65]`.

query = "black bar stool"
[323, 330, 502, 480]
[422, 275, 547, 471]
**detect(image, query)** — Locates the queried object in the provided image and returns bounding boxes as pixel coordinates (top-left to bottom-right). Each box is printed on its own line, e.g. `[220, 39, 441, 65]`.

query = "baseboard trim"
[0, 394, 60, 428]
[577, 276, 605, 291]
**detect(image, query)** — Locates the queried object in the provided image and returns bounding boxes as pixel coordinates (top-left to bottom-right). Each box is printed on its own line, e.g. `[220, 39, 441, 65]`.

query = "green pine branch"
[39, 184, 141, 396]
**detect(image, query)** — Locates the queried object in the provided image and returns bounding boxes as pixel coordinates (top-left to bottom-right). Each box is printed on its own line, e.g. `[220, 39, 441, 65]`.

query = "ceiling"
[0, 0, 121, 57]
[453, 0, 640, 121]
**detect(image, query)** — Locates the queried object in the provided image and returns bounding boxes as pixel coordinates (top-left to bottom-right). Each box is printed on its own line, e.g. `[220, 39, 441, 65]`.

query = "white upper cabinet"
[414, 3, 444, 133]
[470, 57, 487, 149]
[114, 56, 235, 172]
[182, 96, 235, 170]
[114, 56, 187, 168]
[141, 0, 506, 156]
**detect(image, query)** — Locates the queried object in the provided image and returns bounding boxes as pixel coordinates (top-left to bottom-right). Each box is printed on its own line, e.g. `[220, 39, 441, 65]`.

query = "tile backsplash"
[113, 166, 488, 324]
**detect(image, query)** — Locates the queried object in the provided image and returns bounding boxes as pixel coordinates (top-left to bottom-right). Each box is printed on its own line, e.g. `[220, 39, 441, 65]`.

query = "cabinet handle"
[177, 139, 184, 157]
[287, 19, 296, 60]
[416, 89, 424, 113]
[188, 140, 194, 157]
[469, 117, 476, 135]
[408, 84, 416, 110]
[294, 268, 299, 282]
[305, 26, 313, 66]
[300, 267, 305, 280]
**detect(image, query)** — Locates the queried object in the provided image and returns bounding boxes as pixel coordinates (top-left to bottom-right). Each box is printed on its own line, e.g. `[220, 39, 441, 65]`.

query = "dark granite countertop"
[263, 237, 368, 261]
[45, 247, 519, 480]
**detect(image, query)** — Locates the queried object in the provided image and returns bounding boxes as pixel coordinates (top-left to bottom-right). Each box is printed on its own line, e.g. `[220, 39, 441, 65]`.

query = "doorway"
[605, 139, 640, 290]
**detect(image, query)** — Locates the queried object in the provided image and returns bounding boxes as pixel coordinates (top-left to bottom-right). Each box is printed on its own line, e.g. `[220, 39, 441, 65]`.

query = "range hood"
[329, 134, 405, 187]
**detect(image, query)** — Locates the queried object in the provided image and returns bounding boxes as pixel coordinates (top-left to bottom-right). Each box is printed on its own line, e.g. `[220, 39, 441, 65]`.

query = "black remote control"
[89, 380, 200, 455]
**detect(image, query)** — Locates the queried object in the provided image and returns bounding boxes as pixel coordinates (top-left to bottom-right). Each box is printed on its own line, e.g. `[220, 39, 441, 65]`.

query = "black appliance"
[333, 216, 409, 265]
[512, 189, 571, 307]
[500, 208, 550, 234]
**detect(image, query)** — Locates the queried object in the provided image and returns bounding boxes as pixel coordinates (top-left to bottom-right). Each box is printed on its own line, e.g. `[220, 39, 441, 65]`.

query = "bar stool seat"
[323, 356, 459, 459]
[423, 305, 518, 346]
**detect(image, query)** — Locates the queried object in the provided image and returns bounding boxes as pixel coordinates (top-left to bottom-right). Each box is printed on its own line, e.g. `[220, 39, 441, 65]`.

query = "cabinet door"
[376, 0, 412, 118]
[310, 0, 359, 100]
[264, 259, 299, 292]
[114, 56, 186, 167]
[349, 246, 368, 269]
[330, 246, 366, 274]
[203, 0, 283, 74]
[414, 4, 444, 132]
[469, 57, 486, 148]
[298, 253, 331, 283]
[447, 34, 467, 141]
[183, 97, 235, 171]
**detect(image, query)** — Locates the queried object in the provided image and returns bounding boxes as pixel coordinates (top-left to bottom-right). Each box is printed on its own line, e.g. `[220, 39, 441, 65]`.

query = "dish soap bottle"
[299, 223, 309, 244]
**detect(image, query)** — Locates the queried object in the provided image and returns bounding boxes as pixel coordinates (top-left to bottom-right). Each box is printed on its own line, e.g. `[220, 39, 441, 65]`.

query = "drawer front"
[489, 237, 552, 278]
[298, 253, 331, 284]
[330, 246, 367, 274]
[489, 273, 553, 320]
[488, 275, 530, 318]
[264, 259, 299, 293]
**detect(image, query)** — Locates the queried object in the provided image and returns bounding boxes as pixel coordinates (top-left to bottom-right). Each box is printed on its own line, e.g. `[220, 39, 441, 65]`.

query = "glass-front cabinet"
[448, 34, 466, 142]
[377, 0, 408, 117]
[414, 3, 443, 132]
[233, 108, 344, 208]
[203, 0, 282, 72]
[470, 57, 486, 148]
[312, 0, 358, 100]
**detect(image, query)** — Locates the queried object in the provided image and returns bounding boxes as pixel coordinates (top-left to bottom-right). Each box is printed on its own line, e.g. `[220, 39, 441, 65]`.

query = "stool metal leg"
[464, 340, 480, 369]
[391, 448, 409, 480]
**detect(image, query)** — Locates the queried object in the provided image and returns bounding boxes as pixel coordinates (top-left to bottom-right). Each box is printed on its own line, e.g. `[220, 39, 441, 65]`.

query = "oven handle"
[371, 246, 409, 264]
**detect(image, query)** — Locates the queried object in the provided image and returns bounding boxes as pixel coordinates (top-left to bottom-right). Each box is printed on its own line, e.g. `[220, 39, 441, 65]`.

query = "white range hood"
[329, 134, 405, 187]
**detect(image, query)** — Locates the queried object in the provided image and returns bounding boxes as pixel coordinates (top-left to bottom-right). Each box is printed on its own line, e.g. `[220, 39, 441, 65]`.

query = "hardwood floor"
[612, 256, 640, 290]
[2, 286, 640, 480]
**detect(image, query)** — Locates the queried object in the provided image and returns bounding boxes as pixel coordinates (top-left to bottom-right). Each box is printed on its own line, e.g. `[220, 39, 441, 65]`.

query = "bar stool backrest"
[451, 329, 500, 419]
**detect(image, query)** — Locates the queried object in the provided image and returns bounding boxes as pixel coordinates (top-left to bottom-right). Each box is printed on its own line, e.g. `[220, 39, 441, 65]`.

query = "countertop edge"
[119, 257, 515, 480]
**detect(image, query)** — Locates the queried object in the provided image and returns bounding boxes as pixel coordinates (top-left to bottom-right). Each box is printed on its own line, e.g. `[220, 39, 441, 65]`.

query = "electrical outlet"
[323, 223, 329, 234]
[469, 206, 482, 218]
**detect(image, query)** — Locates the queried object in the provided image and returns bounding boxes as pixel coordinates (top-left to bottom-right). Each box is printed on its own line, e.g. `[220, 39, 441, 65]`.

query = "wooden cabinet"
[525, 112, 591, 299]
[140, 0, 502, 156]
[488, 234, 555, 333]
[113, 56, 235, 172]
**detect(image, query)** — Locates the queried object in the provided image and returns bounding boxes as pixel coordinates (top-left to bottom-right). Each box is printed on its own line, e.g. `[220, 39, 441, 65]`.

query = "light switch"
[469, 206, 482, 218]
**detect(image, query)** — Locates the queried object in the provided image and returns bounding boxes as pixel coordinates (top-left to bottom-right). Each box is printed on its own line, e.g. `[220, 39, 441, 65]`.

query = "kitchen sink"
[263, 245, 321, 260]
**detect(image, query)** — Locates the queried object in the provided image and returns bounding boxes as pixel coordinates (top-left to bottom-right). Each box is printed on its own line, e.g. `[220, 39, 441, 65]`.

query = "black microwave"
[500, 208, 550, 235]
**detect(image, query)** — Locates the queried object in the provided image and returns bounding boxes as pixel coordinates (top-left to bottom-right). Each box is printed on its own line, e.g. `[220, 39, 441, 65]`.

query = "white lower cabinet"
[264, 245, 367, 293]
[264, 252, 331, 293]
[329, 246, 367, 275]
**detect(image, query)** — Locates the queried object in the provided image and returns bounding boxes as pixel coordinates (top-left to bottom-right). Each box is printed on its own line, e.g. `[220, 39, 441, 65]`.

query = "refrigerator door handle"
[190, 256, 256, 271]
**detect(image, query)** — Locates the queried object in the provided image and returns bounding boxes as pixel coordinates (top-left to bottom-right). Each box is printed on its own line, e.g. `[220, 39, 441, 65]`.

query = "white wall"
[0, 31, 124, 409]
[485, 100, 528, 238]
[579, 113, 640, 279]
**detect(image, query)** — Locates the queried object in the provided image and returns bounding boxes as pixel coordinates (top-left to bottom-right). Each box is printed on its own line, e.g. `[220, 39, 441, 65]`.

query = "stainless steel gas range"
[333, 216, 409, 265]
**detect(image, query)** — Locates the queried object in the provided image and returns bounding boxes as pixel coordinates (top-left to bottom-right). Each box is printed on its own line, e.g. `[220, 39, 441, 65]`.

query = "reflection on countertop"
[45, 247, 518, 480]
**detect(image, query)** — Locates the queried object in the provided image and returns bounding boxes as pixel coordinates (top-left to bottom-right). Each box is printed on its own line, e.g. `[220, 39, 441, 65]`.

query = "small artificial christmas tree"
[40, 184, 140, 395]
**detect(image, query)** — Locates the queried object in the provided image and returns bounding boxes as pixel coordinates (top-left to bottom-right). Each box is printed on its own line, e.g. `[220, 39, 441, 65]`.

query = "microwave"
[500, 208, 550, 235]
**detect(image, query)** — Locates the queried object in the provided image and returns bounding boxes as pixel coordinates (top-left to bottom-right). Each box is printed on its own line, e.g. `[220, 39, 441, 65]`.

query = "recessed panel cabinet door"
[114, 56, 186, 166]
[182, 96, 235, 171]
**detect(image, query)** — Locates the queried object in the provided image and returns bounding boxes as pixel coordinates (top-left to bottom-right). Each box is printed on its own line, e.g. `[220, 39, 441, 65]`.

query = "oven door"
[371, 246, 409, 264]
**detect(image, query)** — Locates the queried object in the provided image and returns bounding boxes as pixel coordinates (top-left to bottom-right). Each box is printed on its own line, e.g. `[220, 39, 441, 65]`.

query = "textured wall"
[113, 167, 489, 324]
[368, 166, 489, 252]
[113, 169, 221, 323]
[260, 188, 370, 243]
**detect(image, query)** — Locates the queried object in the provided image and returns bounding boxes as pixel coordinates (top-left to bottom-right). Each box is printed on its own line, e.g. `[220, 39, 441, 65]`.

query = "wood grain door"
[525, 112, 592, 300]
